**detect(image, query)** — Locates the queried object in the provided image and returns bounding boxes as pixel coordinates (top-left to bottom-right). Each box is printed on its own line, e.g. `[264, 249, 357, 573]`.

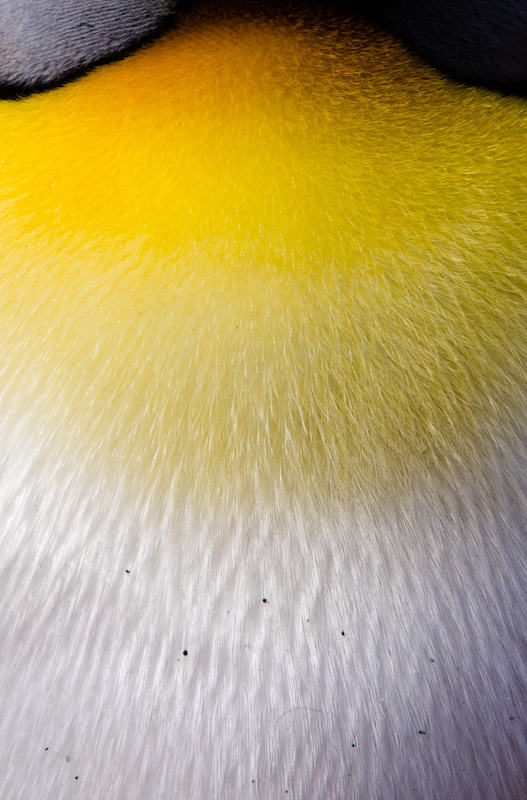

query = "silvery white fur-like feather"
[0, 0, 177, 90]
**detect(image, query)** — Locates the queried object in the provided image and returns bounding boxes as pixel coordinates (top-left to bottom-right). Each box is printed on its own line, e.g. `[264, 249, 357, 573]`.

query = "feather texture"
[0, 0, 178, 92]
[0, 2, 526, 798]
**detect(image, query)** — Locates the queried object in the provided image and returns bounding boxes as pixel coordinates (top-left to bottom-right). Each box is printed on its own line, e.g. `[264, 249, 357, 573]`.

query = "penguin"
[0, 1, 526, 798]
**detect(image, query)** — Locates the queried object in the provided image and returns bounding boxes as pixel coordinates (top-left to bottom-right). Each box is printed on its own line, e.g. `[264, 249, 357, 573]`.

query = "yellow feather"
[1, 9, 525, 508]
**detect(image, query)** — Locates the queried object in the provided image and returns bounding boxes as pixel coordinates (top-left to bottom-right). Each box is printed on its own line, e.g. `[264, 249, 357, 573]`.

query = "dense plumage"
[0, 0, 177, 92]
[0, 2, 526, 798]
[375, 0, 527, 90]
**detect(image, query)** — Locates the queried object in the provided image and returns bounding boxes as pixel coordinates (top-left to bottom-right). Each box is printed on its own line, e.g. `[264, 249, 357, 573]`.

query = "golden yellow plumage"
[0, 8, 526, 507]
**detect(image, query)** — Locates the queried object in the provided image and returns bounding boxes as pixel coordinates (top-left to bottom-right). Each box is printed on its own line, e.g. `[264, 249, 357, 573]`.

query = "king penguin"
[0, 1, 526, 798]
